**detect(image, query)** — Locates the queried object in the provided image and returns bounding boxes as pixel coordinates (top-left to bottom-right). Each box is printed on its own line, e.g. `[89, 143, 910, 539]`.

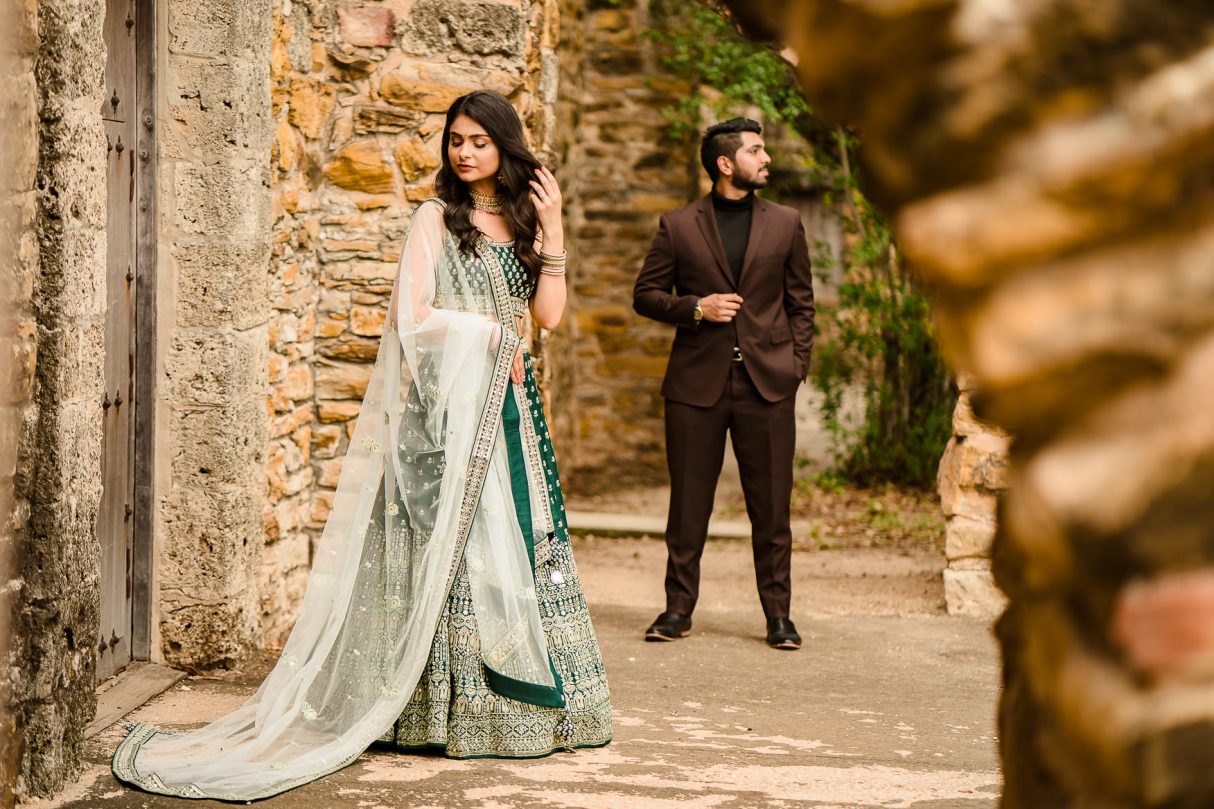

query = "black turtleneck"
[712, 189, 754, 282]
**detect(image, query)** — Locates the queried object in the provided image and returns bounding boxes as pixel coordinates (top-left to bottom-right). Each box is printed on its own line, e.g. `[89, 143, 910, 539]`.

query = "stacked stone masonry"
[937, 383, 1009, 619]
[555, 0, 700, 484]
[1, 0, 30, 797]
[0, 0, 41, 800]
[3, 0, 108, 797]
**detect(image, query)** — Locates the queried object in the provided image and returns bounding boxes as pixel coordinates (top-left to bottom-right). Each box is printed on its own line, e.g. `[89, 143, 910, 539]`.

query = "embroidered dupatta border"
[473, 238, 565, 709]
[513, 382, 556, 543]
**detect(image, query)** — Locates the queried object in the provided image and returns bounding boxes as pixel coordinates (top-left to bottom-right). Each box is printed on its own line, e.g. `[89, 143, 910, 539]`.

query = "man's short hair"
[700, 118, 763, 182]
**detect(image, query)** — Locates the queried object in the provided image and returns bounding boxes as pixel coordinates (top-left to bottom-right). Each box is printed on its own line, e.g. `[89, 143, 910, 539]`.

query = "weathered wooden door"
[98, 0, 155, 682]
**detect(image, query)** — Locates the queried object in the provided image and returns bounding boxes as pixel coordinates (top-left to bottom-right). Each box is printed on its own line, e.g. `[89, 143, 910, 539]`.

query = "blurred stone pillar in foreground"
[719, 1, 1214, 806]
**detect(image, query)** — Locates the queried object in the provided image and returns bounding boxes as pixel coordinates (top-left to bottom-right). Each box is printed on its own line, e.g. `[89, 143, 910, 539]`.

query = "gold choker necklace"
[470, 190, 503, 215]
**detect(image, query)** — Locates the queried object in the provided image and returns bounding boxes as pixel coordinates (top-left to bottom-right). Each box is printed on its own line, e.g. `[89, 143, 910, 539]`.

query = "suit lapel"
[694, 197, 737, 291]
[737, 196, 770, 287]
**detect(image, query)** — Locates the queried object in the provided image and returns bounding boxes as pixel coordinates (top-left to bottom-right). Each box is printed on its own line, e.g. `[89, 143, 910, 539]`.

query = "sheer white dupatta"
[113, 199, 559, 800]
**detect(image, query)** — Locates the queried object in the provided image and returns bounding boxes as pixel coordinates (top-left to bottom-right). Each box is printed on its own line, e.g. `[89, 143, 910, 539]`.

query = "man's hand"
[699, 293, 744, 323]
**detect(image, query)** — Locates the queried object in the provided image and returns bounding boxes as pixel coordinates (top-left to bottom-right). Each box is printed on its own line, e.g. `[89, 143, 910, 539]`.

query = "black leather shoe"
[766, 617, 802, 650]
[645, 611, 692, 641]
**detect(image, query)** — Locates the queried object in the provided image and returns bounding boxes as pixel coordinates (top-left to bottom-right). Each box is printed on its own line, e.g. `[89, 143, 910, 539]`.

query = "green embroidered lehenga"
[112, 200, 611, 800]
[379, 242, 612, 757]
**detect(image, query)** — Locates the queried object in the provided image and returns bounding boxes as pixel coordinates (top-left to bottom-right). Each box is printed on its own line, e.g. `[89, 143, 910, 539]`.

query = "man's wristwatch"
[693, 298, 703, 323]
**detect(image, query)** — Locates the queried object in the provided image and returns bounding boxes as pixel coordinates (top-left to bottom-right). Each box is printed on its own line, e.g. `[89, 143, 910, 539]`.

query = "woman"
[112, 91, 612, 800]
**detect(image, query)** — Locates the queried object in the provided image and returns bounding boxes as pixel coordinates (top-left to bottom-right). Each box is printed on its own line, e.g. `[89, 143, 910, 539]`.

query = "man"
[633, 118, 815, 650]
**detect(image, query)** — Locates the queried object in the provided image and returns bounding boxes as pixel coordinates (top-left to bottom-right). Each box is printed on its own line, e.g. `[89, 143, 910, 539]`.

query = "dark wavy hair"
[434, 91, 543, 284]
[700, 118, 762, 183]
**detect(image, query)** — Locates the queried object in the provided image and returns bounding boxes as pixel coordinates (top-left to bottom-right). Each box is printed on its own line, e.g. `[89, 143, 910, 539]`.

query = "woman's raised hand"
[529, 166, 563, 238]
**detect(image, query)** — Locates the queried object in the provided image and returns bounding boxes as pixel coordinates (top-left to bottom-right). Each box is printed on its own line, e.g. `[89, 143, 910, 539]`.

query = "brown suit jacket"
[633, 194, 815, 407]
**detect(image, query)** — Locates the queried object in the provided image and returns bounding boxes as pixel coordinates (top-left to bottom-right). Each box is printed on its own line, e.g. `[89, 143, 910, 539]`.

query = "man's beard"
[733, 168, 769, 191]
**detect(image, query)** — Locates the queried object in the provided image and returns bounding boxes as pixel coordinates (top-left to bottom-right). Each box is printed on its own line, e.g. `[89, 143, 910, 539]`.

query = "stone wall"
[556, 0, 698, 487]
[0, 2, 37, 802]
[157, 0, 274, 667]
[261, 0, 565, 642]
[263, 0, 324, 649]
[542, 0, 588, 451]
[5, 0, 109, 796]
[937, 383, 1008, 618]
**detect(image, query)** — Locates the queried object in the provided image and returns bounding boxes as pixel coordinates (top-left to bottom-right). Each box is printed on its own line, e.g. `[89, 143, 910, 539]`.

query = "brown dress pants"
[663, 361, 796, 619]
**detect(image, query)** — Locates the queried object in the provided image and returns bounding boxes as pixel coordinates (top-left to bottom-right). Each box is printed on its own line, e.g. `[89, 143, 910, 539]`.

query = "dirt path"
[578, 535, 946, 619]
[40, 533, 1000, 809]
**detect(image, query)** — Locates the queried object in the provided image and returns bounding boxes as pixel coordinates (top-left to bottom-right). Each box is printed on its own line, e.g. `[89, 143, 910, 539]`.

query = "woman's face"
[447, 114, 501, 186]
